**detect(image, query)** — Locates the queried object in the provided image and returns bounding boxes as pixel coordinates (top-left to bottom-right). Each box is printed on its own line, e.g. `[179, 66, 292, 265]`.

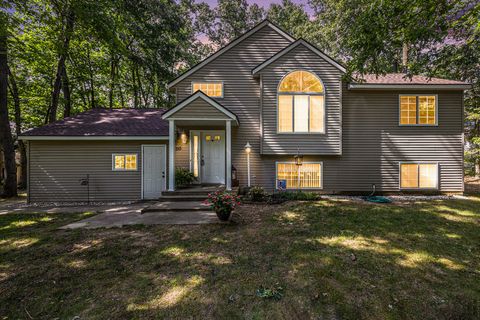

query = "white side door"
[201, 131, 225, 184]
[142, 145, 166, 199]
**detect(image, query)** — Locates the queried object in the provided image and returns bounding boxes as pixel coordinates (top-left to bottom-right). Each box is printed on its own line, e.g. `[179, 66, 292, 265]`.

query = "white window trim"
[191, 81, 224, 98]
[276, 70, 326, 134]
[398, 162, 439, 190]
[112, 153, 139, 171]
[398, 94, 439, 127]
[275, 161, 324, 190]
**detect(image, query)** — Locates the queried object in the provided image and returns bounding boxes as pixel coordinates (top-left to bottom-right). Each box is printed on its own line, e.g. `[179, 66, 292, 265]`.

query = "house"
[19, 20, 470, 202]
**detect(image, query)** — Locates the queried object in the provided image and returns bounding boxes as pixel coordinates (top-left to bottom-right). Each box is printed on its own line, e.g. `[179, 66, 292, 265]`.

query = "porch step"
[162, 191, 215, 196]
[157, 195, 208, 202]
[142, 201, 212, 213]
[162, 185, 225, 197]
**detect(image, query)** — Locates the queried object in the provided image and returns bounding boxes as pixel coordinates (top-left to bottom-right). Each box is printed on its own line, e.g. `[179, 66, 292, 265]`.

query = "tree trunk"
[61, 63, 71, 118]
[86, 45, 95, 108]
[131, 62, 138, 108]
[136, 67, 147, 107]
[7, 67, 26, 189]
[0, 34, 17, 197]
[475, 161, 480, 178]
[109, 54, 116, 109]
[48, 9, 75, 123]
[402, 43, 408, 72]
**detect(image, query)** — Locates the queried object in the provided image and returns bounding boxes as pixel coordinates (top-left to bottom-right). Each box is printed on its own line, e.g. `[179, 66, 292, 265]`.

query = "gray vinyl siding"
[257, 88, 464, 193]
[28, 140, 167, 202]
[171, 23, 463, 192]
[259, 44, 343, 155]
[172, 97, 230, 119]
[172, 25, 292, 188]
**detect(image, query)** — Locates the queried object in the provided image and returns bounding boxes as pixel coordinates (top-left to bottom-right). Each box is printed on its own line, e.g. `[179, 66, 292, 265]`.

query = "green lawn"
[1, 197, 479, 319]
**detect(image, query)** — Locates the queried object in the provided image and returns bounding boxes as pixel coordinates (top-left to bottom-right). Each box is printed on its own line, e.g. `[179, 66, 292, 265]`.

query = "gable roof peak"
[252, 38, 346, 75]
[167, 20, 295, 89]
[162, 91, 239, 124]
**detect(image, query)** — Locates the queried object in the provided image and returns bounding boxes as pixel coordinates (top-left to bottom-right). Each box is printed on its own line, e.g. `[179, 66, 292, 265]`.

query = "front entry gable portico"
[162, 91, 239, 191]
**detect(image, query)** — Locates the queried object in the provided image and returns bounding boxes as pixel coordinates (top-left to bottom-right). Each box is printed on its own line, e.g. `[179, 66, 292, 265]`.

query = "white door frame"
[141, 144, 167, 199]
[189, 130, 226, 184]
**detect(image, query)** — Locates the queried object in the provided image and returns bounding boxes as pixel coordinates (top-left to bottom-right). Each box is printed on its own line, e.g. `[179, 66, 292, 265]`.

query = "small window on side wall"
[192, 82, 223, 97]
[113, 154, 138, 171]
[400, 95, 437, 125]
[400, 163, 438, 189]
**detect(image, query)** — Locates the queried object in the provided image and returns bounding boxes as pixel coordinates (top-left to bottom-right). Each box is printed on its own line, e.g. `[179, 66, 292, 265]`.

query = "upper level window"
[192, 82, 223, 97]
[278, 71, 325, 133]
[400, 95, 437, 125]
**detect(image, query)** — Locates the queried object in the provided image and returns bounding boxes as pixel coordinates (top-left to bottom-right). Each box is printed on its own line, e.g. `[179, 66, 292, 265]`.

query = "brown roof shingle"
[21, 108, 169, 137]
[354, 73, 468, 85]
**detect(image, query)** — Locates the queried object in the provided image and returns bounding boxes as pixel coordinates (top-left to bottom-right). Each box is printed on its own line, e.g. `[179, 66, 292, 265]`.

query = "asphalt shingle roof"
[355, 73, 468, 85]
[21, 108, 169, 137]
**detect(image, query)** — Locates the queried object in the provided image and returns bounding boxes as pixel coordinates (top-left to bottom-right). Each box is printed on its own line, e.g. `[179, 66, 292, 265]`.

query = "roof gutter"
[348, 84, 471, 90]
[18, 136, 170, 141]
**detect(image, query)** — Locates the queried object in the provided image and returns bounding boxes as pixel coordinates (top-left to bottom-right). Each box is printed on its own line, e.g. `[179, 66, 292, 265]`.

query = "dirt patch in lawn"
[465, 176, 480, 194]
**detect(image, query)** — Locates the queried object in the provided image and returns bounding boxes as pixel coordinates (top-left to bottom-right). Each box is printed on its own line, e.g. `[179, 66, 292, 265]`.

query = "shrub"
[175, 168, 196, 187]
[248, 186, 266, 202]
[268, 191, 320, 204]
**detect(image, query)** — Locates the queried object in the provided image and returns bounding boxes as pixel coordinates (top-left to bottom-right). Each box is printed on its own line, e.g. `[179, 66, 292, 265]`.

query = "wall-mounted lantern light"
[180, 130, 188, 144]
[294, 153, 303, 166]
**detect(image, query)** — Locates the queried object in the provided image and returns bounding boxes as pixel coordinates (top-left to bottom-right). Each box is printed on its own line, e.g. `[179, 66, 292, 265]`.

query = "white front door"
[142, 145, 166, 199]
[201, 131, 225, 184]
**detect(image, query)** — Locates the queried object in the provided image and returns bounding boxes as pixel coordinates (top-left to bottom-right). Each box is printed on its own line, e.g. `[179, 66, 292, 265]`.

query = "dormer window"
[277, 71, 325, 133]
[192, 82, 223, 97]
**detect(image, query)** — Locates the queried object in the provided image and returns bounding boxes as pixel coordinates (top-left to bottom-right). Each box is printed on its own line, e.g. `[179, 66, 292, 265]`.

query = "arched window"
[277, 70, 325, 133]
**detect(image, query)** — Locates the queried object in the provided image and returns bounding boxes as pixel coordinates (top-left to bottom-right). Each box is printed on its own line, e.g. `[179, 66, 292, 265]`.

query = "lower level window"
[276, 162, 323, 189]
[400, 163, 438, 189]
[113, 154, 138, 171]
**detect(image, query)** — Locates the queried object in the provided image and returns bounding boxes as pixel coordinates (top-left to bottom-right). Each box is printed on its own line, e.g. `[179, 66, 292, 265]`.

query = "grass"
[1, 197, 479, 319]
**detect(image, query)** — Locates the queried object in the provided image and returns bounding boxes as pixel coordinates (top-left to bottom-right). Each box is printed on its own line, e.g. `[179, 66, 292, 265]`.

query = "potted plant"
[175, 168, 196, 188]
[204, 191, 241, 221]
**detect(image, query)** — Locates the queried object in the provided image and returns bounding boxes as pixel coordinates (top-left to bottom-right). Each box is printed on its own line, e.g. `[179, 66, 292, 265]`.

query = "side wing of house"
[338, 87, 464, 192]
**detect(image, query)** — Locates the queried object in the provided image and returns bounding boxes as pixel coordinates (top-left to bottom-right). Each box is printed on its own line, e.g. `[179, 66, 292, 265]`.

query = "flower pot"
[215, 208, 232, 221]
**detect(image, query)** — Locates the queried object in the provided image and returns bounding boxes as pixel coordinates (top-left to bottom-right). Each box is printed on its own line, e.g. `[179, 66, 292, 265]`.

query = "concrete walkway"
[0, 197, 219, 229]
[61, 210, 218, 229]
[60, 202, 219, 229]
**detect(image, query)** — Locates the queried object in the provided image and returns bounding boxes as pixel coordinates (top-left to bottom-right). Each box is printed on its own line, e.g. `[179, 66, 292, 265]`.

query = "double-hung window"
[400, 95, 437, 125]
[276, 162, 323, 189]
[113, 154, 138, 171]
[278, 71, 325, 133]
[400, 163, 438, 189]
[192, 82, 223, 97]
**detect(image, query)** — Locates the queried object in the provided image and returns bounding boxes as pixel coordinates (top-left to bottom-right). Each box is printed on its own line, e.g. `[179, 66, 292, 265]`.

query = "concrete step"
[157, 195, 208, 202]
[142, 201, 212, 213]
[162, 191, 214, 196]
[163, 185, 225, 196]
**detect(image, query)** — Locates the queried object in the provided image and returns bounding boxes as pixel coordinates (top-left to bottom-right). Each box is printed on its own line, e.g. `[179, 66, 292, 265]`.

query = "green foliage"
[204, 191, 241, 217]
[175, 167, 196, 187]
[5, 0, 210, 130]
[256, 285, 284, 300]
[247, 186, 267, 202]
[193, 0, 265, 47]
[269, 191, 321, 204]
[267, 0, 317, 41]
